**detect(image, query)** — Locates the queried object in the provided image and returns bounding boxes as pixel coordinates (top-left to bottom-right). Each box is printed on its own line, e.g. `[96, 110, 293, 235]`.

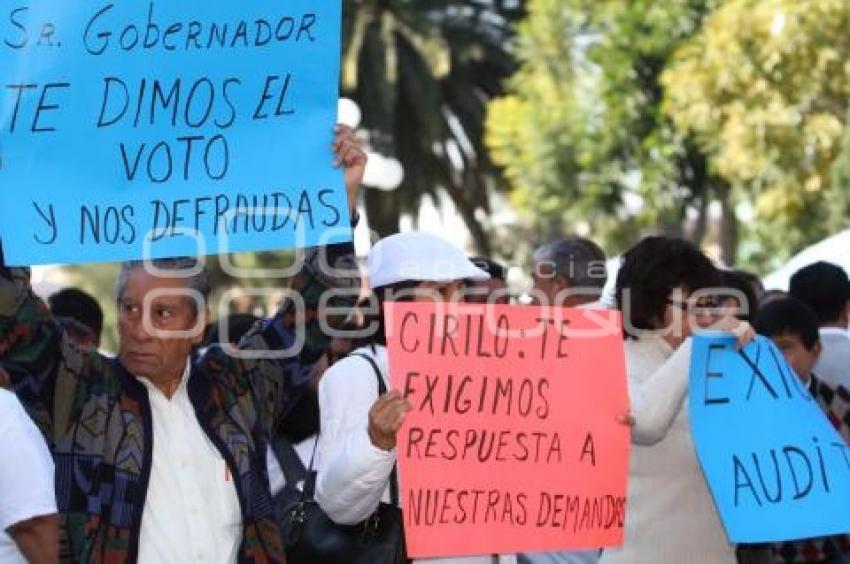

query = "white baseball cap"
[366, 232, 490, 289]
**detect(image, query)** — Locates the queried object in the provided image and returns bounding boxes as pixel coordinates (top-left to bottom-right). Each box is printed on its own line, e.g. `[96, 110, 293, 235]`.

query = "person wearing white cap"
[315, 231, 517, 563]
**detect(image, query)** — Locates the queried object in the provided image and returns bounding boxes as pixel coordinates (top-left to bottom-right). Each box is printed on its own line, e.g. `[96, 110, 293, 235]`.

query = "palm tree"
[342, 0, 523, 255]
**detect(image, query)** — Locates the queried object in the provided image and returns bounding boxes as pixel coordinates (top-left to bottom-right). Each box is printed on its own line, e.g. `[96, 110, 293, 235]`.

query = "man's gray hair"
[115, 258, 211, 317]
[533, 237, 608, 289]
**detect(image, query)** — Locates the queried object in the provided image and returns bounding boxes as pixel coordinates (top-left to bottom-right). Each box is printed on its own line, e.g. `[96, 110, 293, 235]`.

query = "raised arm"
[0, 250, 64, 432]
[629, 338, 693, 445]
[202, 125, 366, 435]
[227, 240, 361, 436]
[630, 318, 755, 445]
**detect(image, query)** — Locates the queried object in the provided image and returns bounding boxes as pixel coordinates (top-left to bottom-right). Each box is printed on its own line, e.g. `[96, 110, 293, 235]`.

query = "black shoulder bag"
[280, 352, 409, 564]
[270, 433, 309, 539]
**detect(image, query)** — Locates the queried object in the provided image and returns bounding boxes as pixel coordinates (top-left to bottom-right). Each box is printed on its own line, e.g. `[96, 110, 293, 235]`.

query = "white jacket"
[600, 337, 735, 564]
[315, 344, 517, 564]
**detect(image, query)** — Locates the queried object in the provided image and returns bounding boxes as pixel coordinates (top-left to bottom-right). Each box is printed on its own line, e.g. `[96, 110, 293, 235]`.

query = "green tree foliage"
[487, 0, 725, 257]
[342, 0, 523, 254]
[830, 106, 850, 224]
[662, 0, 850, 269]
[485, 0, 585, 237]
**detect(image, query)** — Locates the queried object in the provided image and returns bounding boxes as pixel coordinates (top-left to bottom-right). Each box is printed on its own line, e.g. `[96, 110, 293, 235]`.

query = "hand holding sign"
[368, 390, 413, 451]
[700, 315, 756, 350]
[332, 124, 367, 213]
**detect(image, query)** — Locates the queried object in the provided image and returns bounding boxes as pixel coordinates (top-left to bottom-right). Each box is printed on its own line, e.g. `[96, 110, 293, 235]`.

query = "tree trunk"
[364, 189, 402, 239]
[679, 144, 709, 244]
[689, 191, 709, 245]
[453, 197, 492, 257]
[661, 213, 685, 239]
[438, 191, 490, 257]
[717, 185, 738, 266]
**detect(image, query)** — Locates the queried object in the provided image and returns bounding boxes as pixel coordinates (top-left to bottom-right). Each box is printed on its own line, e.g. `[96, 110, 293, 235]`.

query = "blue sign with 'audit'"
[689, 334, 850, 542]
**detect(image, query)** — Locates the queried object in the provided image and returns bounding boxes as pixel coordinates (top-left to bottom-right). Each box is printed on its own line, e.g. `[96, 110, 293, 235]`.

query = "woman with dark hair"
[600, 236, 754, 564]
[717, 269, 760, 323]
[314, 231, 517, 563]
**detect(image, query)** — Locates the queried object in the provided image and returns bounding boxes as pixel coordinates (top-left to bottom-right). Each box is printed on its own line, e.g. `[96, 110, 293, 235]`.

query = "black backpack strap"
[350, 352, 400, 506]
[351, 352, 387, 395]
[293, 351, 390, 505]
[270, 433, 308, 484]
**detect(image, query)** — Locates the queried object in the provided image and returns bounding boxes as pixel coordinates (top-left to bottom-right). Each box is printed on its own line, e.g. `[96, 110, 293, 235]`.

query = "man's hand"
[332, 124, 367, 216]
[367, 391, 411, 451]
[8, 513, 58, 564]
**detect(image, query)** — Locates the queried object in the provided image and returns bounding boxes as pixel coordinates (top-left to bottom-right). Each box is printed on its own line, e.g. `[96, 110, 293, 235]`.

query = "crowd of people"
[1, 130, 849, 564]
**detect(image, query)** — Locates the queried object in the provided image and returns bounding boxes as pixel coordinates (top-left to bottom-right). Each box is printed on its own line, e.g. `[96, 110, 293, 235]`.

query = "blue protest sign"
[0, 1, 348, 266]
[689, 334, 850, 542]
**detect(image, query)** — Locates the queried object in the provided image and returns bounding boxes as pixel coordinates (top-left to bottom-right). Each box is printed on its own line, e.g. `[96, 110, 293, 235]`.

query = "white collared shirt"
[137, 363, 242, 564]
[815, 326, 850, 389]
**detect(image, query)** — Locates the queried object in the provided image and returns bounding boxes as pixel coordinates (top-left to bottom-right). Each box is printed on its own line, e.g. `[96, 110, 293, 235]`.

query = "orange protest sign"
[385, 302, 630, 558]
